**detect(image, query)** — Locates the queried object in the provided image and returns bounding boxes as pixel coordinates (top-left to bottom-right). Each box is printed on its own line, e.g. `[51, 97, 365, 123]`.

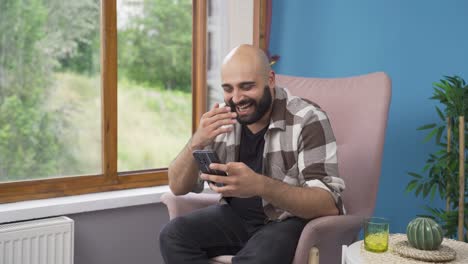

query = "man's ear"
[268, 70, 276, 88]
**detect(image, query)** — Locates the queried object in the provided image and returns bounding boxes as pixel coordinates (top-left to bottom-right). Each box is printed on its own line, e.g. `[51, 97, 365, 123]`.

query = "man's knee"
[234, 219, 306, 263]
[159, 216, 191, 248]
[235, 240, 298, 264]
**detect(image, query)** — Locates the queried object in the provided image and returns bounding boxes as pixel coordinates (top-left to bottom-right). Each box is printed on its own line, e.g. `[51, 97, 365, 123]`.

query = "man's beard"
[227, 85, 273, 125]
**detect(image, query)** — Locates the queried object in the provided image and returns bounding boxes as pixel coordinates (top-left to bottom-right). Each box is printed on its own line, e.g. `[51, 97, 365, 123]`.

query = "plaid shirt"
[193, 86, 346, 220]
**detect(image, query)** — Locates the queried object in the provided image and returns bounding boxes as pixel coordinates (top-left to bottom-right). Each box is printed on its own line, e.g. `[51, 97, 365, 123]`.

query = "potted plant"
[406, 75, 467, 241]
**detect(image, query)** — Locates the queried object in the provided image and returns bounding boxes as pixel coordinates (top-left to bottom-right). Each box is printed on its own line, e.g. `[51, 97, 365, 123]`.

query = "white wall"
[207, 0, 254, 107]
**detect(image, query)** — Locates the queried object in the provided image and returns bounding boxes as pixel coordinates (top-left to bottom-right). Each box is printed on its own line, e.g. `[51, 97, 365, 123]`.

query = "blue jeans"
[159, 204, 308, 264]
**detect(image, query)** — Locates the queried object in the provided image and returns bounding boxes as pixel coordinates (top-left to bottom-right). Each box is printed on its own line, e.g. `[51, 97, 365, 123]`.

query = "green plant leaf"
[416, 213, 436, 220]
[423, 206, 443, 219]
[408, 172, 423, 178]
[417, 123, 437, 130]
[438, 184, 444, 199]
[434, 82, 448, 91]
[435, 126, 445, 145]
[435, 106, 445, 121]
[422, 182, 431, 197]
[430, 184, 437, 200]
[423, 163, 431, 172]
[406, 179, 419, 193]
[415, 184, 424, 197]
[424, 128, 438, 142]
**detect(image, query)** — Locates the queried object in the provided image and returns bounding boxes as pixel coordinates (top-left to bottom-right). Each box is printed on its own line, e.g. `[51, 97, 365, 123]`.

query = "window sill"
[0, 185, 211, 224]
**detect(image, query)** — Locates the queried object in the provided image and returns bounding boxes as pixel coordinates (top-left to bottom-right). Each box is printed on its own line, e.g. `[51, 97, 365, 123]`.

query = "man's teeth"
[238, 104, 251, 110]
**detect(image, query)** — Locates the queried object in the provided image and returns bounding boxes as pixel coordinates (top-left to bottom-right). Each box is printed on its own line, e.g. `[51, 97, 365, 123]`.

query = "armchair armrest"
[293, 215, 364, 264]
[161, 192, 220, 219]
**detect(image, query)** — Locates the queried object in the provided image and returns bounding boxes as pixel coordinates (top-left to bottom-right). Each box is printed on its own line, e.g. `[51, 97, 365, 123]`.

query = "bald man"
[159, 45, 345, 264]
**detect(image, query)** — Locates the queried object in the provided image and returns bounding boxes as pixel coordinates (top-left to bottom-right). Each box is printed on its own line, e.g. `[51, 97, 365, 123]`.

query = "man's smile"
[236, 102, 254, 116]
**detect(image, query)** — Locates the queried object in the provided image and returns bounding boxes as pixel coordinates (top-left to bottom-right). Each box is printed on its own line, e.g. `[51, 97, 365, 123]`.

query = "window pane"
[117, 0, 192, 171]
[0, 0, 102, 182]
[206, 0, 227, 107]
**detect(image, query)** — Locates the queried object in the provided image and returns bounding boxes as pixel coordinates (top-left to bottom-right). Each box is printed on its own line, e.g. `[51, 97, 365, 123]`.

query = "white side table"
[342, 241, 363, 264]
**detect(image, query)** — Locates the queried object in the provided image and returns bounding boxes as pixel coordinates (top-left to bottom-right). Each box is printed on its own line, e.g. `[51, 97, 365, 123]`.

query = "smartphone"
[192, 150, 227, 187]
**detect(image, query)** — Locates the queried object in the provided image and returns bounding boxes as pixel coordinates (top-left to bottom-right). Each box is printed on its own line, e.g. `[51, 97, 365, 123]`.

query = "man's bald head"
[221, 44, 271, 82]
[220, 45, 276, 128]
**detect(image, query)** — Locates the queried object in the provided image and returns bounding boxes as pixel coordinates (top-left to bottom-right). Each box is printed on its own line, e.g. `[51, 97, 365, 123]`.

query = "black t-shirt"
[226, 125, 268, 228]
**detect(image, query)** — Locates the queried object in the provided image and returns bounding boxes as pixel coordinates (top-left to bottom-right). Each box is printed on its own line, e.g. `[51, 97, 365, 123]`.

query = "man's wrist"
[188, 139, 203, 152]
[258, 175, 272, 197]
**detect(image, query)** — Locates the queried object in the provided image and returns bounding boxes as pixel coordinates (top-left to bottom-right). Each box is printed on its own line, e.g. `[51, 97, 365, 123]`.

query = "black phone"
[192, 150, 227, 187]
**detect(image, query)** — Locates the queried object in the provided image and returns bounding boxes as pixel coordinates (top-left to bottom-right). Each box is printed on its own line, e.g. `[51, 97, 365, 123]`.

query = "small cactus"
[406, 217, 443, 250]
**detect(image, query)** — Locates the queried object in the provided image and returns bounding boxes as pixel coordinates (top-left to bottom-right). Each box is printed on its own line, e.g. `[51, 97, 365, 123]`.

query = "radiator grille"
[0, 216, 74, 264]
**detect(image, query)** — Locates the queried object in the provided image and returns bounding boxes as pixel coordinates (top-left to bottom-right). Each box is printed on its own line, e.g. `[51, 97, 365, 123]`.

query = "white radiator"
[0, 216, 74, 264]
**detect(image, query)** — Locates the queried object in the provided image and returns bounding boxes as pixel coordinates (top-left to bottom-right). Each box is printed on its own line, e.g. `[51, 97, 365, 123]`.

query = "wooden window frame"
[0, 0, 207, 204]
[253, 0, 269, 51]
[0, 0, 266, 204]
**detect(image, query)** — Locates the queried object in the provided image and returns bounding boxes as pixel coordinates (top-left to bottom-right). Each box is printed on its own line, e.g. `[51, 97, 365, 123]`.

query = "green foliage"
[55, 0, 100, 75]
[58, 34, 100, 75]
[114, 76, 192, 170]
[0, 94, 69, 179]
[431, 76, 468, 118]
[0, 0, 48, 99]
[406, 75, 468, 240]
[0, 0, 54, 179]
[0, 0, 99, 180]
[422, 205, 468, 241]
[118, 0, 192, 91]
[0, 0, 192, 181]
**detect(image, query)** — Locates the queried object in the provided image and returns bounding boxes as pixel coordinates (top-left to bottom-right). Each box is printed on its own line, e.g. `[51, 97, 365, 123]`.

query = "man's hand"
[191, 103, 237, 150]
[200, 162, 265, 198]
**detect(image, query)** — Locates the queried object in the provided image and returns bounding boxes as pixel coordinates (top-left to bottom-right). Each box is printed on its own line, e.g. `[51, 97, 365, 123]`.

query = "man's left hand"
[200, 162, 265, 198]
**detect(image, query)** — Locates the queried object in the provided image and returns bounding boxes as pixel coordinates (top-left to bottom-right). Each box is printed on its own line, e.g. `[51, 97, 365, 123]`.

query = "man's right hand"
[191, 103, 237, 150]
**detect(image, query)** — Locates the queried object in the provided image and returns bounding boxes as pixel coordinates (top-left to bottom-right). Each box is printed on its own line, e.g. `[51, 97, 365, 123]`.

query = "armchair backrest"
[276, 72, 391, 217]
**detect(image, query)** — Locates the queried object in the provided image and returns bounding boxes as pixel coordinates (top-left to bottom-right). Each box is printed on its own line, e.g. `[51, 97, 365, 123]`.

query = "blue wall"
[270, 0, 468, 233]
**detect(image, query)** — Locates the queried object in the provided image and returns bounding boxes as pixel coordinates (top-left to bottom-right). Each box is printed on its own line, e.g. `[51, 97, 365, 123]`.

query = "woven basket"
[393, 238, 455, 262]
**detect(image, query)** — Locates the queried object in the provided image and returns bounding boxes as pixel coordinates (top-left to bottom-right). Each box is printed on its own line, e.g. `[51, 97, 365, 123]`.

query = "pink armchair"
[161, 72, 392, 264]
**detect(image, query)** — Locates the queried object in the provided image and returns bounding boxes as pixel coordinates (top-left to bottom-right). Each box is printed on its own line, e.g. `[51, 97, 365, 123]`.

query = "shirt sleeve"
[298, 108, 346, 214]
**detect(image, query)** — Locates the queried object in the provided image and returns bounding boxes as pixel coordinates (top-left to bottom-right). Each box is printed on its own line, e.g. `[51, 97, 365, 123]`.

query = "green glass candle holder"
[364, 217, 389, 253]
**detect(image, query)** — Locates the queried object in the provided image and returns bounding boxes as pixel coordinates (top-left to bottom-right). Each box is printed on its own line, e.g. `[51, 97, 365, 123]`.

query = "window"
[0, 0, 206, 203]
[116, 0, 193, 171]
[0, 0, 102, 182]
[0, 0, 265, 204]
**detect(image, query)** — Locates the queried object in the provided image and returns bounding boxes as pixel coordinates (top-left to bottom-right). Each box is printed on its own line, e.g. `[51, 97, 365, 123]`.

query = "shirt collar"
[267, 86, 288, 131]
